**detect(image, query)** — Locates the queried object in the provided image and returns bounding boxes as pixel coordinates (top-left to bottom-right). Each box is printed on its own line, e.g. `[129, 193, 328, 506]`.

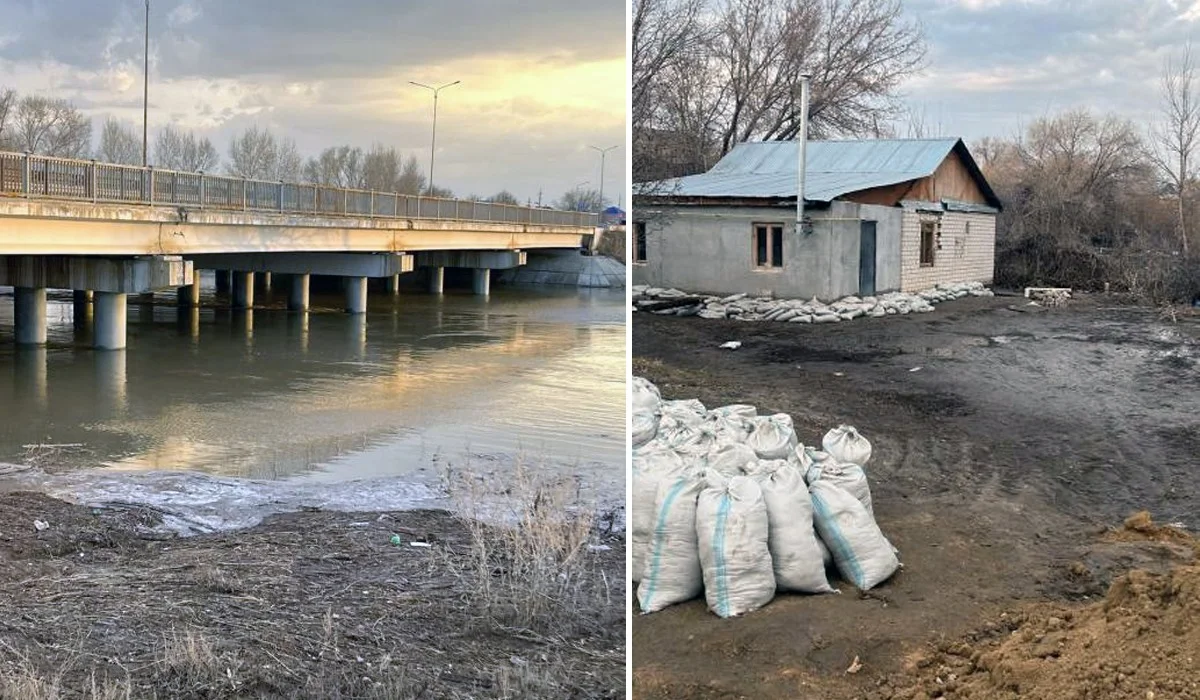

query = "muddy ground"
[0, 493, 624, 699]
[632, 296, 1200, 699]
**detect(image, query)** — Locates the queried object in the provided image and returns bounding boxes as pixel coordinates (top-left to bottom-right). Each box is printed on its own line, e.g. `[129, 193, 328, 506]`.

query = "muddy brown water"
[0, 277, 625, 520]
[632, 297, 1200, 699]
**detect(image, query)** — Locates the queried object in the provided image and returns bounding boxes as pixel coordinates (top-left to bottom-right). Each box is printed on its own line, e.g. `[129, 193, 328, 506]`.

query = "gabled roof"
[640, 137, 1001, 209]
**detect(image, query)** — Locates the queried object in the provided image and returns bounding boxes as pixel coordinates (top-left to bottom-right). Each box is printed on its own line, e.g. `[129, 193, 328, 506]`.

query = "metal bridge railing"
[0, 151, 598, 228]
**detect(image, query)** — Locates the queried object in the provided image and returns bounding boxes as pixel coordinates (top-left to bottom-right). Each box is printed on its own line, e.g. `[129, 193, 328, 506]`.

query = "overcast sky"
[900, 0, 1199, 140]
[0, 0, 625, 205]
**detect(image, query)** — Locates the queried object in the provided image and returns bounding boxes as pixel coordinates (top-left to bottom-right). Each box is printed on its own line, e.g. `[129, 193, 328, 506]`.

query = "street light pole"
[409, 80, 460, 196]
[588, 144, 618, 215]
[143, 0, 150, 166]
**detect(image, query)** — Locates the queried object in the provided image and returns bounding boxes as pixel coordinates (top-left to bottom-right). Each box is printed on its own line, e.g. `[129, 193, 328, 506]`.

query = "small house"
[631, 138, 1001, 299]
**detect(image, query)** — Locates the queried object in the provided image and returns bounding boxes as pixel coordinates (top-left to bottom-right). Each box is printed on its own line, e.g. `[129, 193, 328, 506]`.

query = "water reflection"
[0, 284, 624, 496]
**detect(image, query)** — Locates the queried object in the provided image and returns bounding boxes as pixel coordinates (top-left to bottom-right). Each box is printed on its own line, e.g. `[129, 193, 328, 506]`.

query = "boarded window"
[753, 223, 784, 268]
[920, 220, 937, 266]
[634, 221, 647, 263]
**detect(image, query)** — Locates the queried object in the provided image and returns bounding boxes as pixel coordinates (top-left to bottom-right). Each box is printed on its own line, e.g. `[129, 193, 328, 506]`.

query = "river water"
[0, 276, 625, 530]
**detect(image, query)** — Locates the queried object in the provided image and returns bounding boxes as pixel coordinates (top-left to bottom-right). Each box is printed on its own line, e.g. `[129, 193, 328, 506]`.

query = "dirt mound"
[877, 563, 1200, 700]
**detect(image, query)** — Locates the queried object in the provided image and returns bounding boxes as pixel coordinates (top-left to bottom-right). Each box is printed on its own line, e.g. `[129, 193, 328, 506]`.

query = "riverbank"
[0, 491, 625, 699]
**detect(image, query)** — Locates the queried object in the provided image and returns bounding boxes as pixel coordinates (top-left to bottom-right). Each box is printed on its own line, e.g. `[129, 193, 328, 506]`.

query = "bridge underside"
[0, 199, 593, 351]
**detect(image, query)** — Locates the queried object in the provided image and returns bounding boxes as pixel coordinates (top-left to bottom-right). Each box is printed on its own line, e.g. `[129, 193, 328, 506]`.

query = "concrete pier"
[232, 272, 255, 309]
[388, 273, 401, 295]
[288, 273, 310, 311]
[429, 267, 445, 294]
[73, 289, 93, 326]
[472, 269, 491, 297]
[177, 269, 201, 307]
[260, 271, 272, 290]
[14, 287, 47, 345]
[345, 276, 368, 314]
[94, 292, 128, 350]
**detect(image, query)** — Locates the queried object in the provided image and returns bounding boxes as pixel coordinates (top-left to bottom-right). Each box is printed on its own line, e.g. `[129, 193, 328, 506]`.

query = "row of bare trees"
[633, 0, 926, 181]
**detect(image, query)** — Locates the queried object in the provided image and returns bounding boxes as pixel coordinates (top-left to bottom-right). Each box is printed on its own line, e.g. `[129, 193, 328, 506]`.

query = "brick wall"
[899, 210, 995, 292]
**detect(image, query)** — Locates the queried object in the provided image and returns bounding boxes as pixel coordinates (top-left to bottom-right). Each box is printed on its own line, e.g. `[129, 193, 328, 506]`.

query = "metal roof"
[644, 138, 1000, 207]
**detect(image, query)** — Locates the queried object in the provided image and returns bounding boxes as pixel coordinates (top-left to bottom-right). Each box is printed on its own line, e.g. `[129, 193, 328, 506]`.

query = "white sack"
[632, 377, 662, 414]
[822, 425, 872, 466]
[709, 404, 757, 419]
[751, 460, 833, 593]
[696, 474, 775, 617]
[665, 422, 717, 457]
[805, 460, 873, 516]
[704, 442, 758, 476]
[638, 475, 705, 613]
[809, 481, 898, 590]
[705, 413, 751, 445]
[632, 408, 660, 448]
[745, 413, 799, 460]
[631, 450, 687, 584]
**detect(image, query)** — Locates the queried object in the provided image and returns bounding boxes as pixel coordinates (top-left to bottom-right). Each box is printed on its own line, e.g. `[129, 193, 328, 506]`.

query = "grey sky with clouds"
[0, 0, 625, 205]
[900, 0, 1200, 140]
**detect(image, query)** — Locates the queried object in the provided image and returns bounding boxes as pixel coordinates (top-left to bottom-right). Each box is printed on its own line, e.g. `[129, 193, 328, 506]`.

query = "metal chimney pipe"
[796, 74, 811, 231]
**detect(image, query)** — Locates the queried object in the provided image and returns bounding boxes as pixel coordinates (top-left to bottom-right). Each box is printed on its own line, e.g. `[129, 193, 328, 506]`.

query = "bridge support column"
[177, 269, 201, 308]
[472, 269, 491, 297]
[288, 274, 310, 312]
[215, 270, 231, 293]
[73, 290, 93, 327]
[345, 276, 368, 314]
[388, 273, 401, 295]
[429, 267, 444, 294]
[94, 292, 127, 350]
[259, 272, 272, 290]
[232, 272, 255, 309]
[14, 287, 47, 345]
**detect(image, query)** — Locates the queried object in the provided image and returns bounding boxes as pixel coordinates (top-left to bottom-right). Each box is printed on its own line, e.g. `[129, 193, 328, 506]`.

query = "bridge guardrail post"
[199, 171, 206, 209]
[90, 160, 97, 203]
[242, 179, 248, 210]
[147, 166, 155, 206]
[279, 180, 285, 212]
[342, 188, 348, 215]
[21, 151, 30, 197]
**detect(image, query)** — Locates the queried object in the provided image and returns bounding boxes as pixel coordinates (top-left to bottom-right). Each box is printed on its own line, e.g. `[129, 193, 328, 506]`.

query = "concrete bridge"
[0, 151, 598, 350]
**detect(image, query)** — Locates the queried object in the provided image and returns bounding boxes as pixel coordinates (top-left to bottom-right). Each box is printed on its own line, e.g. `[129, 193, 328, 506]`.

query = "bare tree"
[155, 125, 219, 172]
[0, 88, 16, 150]
[633, 0, 926, 181]
[96, 118, 142, 165]
[10, 96, 91, 157]
[304, 145, 366, 188]
[490, 190, 519, 205]
[1149, 43, 1200, 255]
[396, 154, 427, 195]
[556, 187, 605, 212]
[363, 144, 402, 191]
[226, 126, 302, 181]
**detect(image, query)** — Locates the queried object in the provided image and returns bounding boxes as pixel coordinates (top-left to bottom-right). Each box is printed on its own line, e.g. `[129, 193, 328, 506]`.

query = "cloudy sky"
[900, 0, 1199, 139]
[0, 0, 625, 205]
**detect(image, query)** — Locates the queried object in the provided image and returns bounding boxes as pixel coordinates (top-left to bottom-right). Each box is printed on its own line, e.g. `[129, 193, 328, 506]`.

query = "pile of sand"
[876, 514, 1200, 700]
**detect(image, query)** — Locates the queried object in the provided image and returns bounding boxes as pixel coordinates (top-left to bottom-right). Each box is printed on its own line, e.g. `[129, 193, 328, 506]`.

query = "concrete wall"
[899, 210, 995, 291]
[632, 201, 902, 300]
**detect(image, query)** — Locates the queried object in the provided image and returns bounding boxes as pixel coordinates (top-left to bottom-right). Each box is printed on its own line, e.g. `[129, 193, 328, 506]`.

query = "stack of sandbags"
[632, 377, 901, 618]
[632, 281, 993, 321]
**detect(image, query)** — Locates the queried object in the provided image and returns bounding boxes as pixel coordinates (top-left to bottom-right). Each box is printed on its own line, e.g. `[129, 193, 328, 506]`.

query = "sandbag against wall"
[638, 474, 706, 613]
[809, 481, 899, 591]
[748, 460, 833, 594]
[696, 473, 776, 618]
[822, 425, 872, 466]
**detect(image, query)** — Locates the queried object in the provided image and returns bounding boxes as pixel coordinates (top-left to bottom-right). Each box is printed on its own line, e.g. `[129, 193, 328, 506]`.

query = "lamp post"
[588, 144, 618, 214]
[142, 0, 150, 166]
[409, 80, 460, 196]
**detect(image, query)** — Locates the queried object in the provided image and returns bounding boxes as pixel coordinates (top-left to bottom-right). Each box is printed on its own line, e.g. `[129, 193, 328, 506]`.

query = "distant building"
[632, 138, 1001, 299]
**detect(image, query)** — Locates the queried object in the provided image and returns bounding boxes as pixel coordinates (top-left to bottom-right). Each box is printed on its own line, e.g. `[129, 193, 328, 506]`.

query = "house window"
[920, 219, 937, 266]
[634, 221, 647, 263]
[753, 223, 784, 268]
